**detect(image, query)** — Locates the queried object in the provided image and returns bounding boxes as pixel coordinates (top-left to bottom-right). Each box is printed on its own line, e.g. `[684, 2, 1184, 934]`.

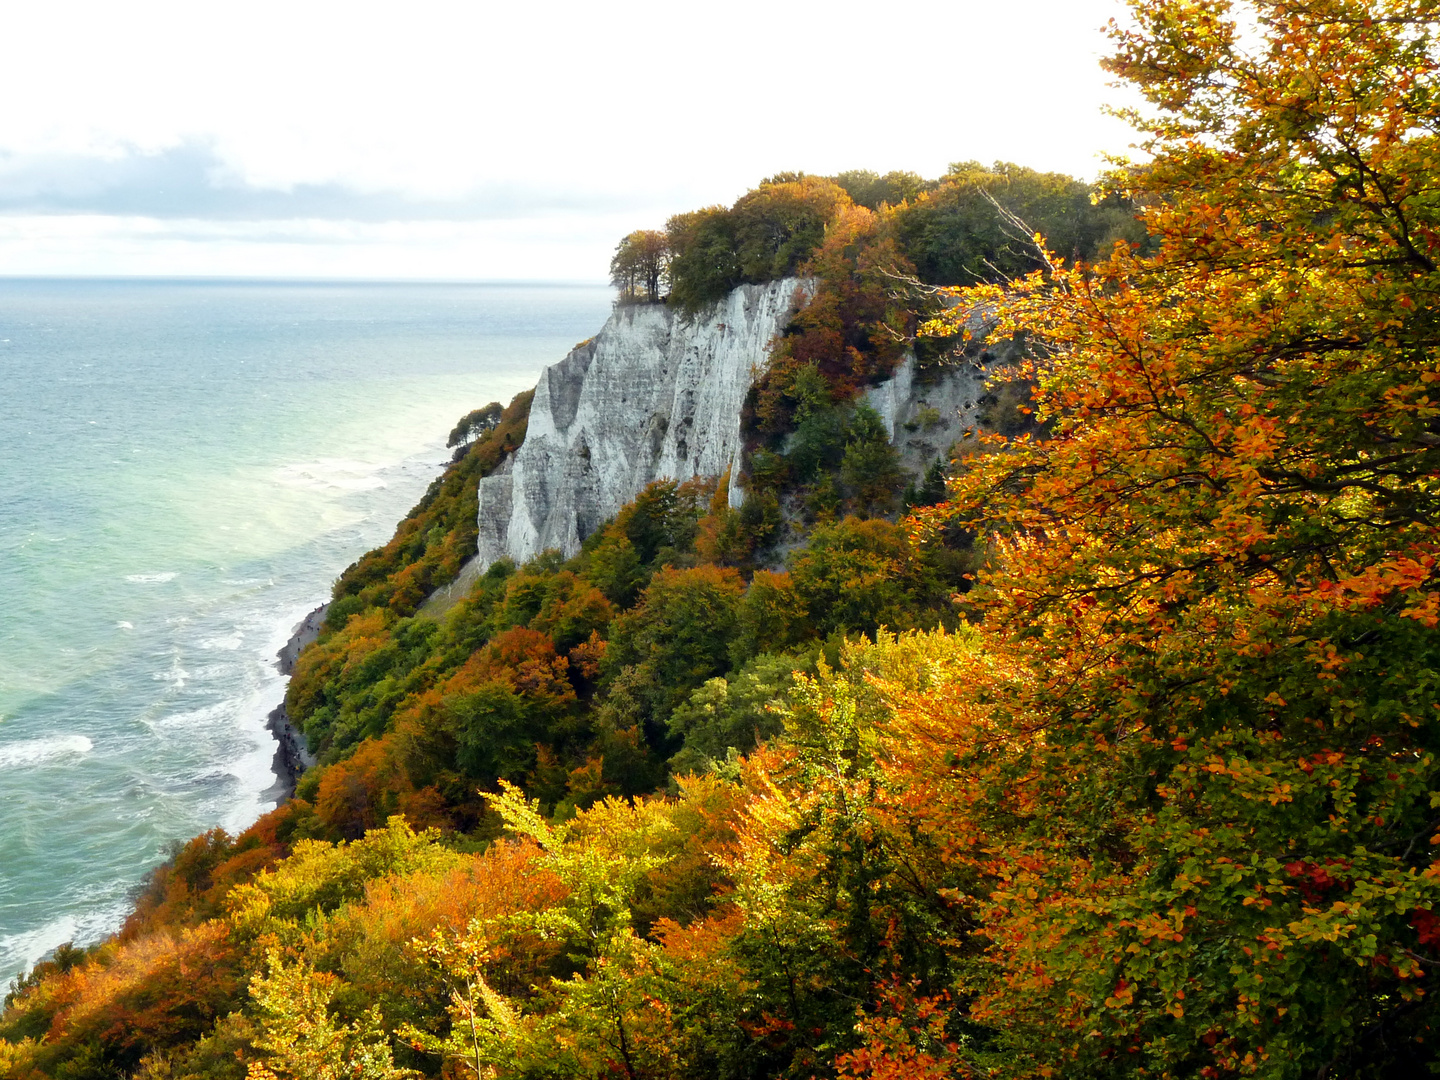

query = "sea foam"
[274, 458, 388, 492]
[0, 734, 94, 770]
[0, 897, 135, 975]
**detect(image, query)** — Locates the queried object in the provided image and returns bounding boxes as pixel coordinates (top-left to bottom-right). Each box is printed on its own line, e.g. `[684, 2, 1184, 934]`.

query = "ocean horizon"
[0, 278, 613, 980]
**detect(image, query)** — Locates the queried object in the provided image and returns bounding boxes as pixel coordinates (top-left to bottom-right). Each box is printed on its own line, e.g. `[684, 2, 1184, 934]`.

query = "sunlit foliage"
[905, 0, 1440, 1073]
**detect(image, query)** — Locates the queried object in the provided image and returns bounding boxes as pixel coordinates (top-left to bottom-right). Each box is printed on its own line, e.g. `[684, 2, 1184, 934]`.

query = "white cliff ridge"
[473, 279, 812, 568]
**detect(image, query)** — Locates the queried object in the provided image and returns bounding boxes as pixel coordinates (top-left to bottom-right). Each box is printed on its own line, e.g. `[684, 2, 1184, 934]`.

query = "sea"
[0, 278, 613, 982]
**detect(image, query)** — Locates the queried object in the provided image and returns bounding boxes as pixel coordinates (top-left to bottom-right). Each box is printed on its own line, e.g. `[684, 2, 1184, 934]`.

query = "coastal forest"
[6, 0, 1440, 1077]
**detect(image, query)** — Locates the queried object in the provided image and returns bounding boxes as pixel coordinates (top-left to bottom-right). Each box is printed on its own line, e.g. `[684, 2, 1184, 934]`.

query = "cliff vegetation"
[6, 1, 1440, 1077]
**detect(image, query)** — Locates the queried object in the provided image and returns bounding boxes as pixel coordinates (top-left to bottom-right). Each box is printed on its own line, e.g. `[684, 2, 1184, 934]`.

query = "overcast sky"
[0, 0, 1141, 281]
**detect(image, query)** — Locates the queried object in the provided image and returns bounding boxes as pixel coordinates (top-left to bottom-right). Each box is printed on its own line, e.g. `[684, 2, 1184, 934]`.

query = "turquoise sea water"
[0, 279, 612, 980]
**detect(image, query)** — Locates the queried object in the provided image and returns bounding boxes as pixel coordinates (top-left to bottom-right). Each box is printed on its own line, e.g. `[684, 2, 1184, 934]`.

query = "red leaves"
[315, 738, 409, 839]
[834, 984, 964, 1080]
[1410, 908, 1440, 947]
[1283, 858, 1352, 903]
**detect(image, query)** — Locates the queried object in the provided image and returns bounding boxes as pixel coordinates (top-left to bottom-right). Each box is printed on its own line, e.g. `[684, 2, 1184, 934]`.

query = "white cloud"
[0, 213, 634, 280]
[0, 0, 1143, 278]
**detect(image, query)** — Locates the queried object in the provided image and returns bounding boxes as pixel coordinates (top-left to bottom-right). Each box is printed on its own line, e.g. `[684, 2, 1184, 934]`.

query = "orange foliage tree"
[751, 205, 915, 435]
[905, 0, 1440, 1074]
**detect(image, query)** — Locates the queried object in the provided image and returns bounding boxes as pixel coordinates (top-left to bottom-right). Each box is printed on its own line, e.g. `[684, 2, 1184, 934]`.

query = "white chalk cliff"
[452, 280, 999, 586]
[473, 279, 812, 568]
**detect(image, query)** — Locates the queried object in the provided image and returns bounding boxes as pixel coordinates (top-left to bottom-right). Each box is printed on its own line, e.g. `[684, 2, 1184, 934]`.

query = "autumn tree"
[911, 0, 1440, 1074]
[663, 207, 740, 314]
[667, 652, 809, 774]
[730, 176, 852, 283]
[666, 177, 853, 312]
[749, 205, 915, 439]
[247, 951, 417, 1080]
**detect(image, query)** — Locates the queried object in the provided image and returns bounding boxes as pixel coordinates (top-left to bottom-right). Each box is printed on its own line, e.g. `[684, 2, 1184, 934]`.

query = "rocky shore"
[277, 603, 327, 675]
[265, 604, 326, 802]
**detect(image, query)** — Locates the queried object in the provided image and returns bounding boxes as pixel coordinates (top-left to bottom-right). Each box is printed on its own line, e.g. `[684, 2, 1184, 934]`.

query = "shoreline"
[264, 603, 326, 802]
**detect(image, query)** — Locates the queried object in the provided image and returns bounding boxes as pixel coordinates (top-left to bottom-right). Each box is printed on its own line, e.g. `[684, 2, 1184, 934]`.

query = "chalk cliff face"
[474, 279, 812, 567]
[864, 355, 984, 475]
[462, 282, 1006, 581]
